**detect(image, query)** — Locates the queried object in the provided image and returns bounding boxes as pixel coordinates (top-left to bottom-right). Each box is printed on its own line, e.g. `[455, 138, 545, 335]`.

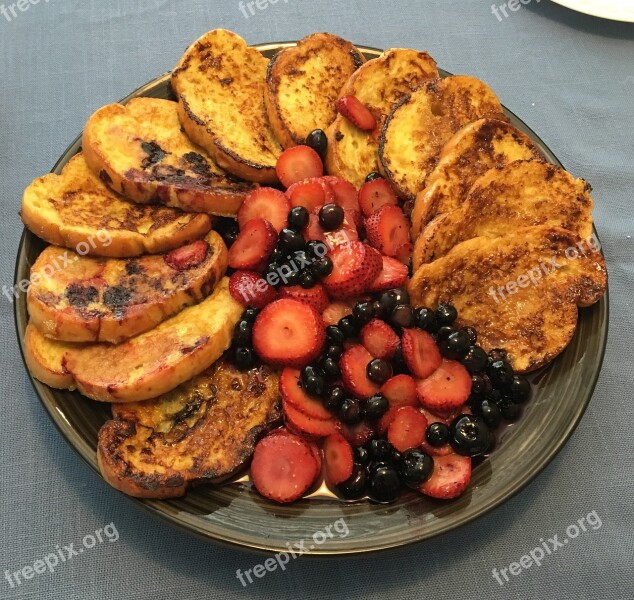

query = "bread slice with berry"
[172, 29, 283, 184]
[23, 277, 243, 402]
[410, 119, 543, 237]
[325, 49, 439, 188]
[97, 360, 281, 498]
[412, 161, 595, 268]
[82, 98, 256, 216]
[27, 231, 228, 344]
[21, 154, 211, 257]
[264, 33, 365, 148]
[379, 75, 507, 201]
[408, 225, 607, 373]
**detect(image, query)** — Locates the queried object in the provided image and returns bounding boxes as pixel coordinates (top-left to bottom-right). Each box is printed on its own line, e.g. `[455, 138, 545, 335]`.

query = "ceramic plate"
[549, 0, 634, 22]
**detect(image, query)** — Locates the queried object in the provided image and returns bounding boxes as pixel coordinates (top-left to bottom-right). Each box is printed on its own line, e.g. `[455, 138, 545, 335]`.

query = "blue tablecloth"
[1, 1, 633, 598]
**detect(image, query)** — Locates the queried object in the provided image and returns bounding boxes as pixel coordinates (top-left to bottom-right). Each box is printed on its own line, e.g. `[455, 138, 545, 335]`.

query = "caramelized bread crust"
[97, 361, 281, 498]
[82, 98, 256, 216]
[23, 323, 76, 390]
[21, 154, 211, 257]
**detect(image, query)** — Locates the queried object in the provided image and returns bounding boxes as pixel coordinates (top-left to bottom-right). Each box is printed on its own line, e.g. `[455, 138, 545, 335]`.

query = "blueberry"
[367, 359, 393, 384]
[320, 357, 340, 381]
[243, 307, 260, 323]
[435, 303, 458, 325]
[477, 399, 502, 429]
[279, 228, 305, 252]
[353, 301, 376, 325]
[319, 203, 344, 231]
[488, 360, 515, 389]
[325, 385, 345, 412]
[391, 345, 408, 375]
[326, 325, 345, 345]
[398, 449, 433, 487]
[365, 171, 383, 183]
[461, 345, 489, 374]
[368, 438, 394, 462]
[391, 449, 403, 465]
[325, 345, 343, 361]
[439, 330, 471, 360]
[339, 398, 362, 424]
[415, 307, 438, 333]
[364, 394, 389, 420]
[306, 129, 328, 158]
[436, 325, 457, 341]
[486, 389, 503, 404]
[262, 262, 281, 283]
[337, 464, 367, 499]
[450, 415, 492, 457]
[470, 374, 488, 396]
[301, 365, 326, 397]
[426, 422, 450, 446]
[311, 256, 333, 278]
[462, 326, 478, 345]
[269, 247, 285, 264]
[354, 446, 370, 465]
[293, 249, 312, 266]
[390, 304, 415, 330]
[372, 299, 385, 319]
[284, 267, 300, 286]
[488, 348, 508, 363]
[499, 397, 522, 421]
[338, 316, 359, 338]
[234, 347, 256, 371]
[369, 464, 401, 503]
[233, 320, 252, 347]
[509, 375, 531, 402]
[288, 206, 309, 232]
[215, 217, 239, 248]
[299, 270, 316, 289]
[380, 288, 410, 315]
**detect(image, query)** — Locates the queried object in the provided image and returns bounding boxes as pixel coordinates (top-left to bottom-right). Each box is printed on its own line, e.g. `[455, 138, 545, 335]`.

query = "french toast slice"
[27, 231, 228, 343]
[97, 360, 281, 498]
[408, 226, 607, 372]
[325, 49, 439, 188]
[379, 76, 508, 201]
[410, 119, 542, 237]
[21, 154, 211, 257]
[23, 323, 76, 390]
[24, 277, 243, 402]
[412, 161, 595, 268]
[264, 33, 365, 148]
[172, 29, 283, 184]
[82, 98, 256, 216]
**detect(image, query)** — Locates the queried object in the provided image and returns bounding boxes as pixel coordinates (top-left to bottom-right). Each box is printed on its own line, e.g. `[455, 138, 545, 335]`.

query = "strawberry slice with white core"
[401, 328, 442, 379]
[286, 177, 334, 213]
[276, 146, 324, 188]
[228, 218, 277, 271]
[322, 301, 355, 327]
[237, 187, 290, 233]
[323, 433, 354, 485]
[419, 453, 472, 500]
[367, 256, 409, 293]
[360, 319, 400, 359]
[416, 359, 473, 414]
[229, 270, 278, 308]
[358, 178, 399, 217]
[165, 240, 209, 271]
[322, 241, 382, 299]
[280, 368, 333, 420]
[380, 374, 418, 407]
[252, 299, 325, 368]
[340, 344, 381, 399]
[336, 95, 377, 131]
[387, 406, 428, 452]
[365, 205, 410, 257]
[279, 284, 330, 313]
[283, 401, 341, 438]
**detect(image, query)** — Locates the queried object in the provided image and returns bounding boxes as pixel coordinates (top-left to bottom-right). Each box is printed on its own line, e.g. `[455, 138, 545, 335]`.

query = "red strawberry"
[419, 453, 472, 500]
[322, 241, 382, 299]
[251, 431, 319, 503]
[276, 146, 324, 188]
[365, 205, 410, 257]
[376, 406, 399, 436]
[340, 420, 375, 447]
[336, 95, 377, 131]
[279, 284, 329, 313]
[280, 368, 333, 420]
[419, 439, 454, 457]
[367, 256, 409, 293]
[321, 176, 360, 214]
[229, 270, 278, 308]
[387, 406, 428, 452]
[253, 299, 325, 368]
[228, 218, 277, 271]
[284, 401, 341, 438]
[420, 405, 472, 426]
[380, 374, 418, 407]
[323, 433, 354, 485]
[322, 301, 355, 326]
[286, 178, 334, 213]
[304, 212, 359, 249]
[394, 242, 413, 266]
[360, 319, 399, 359]
[416, 359, 473, 414]
[358, 178, 398, 217]
[401, 328, 442, 379]
[165, 240, 209, 271]
[340, 344, 381, 399]
[237, 187, 290, 233]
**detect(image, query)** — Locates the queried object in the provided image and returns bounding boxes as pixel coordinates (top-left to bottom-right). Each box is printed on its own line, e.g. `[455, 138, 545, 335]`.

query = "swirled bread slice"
[172, 29, 283, 184]
[21, 154, 211, 257]
[23, 277, 243, 402]
[82, 98, 256, 216]
[379, 76, 507, 201]
[408, 226, 607, 373]
[410, 119, 542, 237]
[265, 33, 365, 148]
[413, 161, 594, 268]
[325, 49, 439, 188]
[27, 231, 227, 343]
[97, 361, 281, 498]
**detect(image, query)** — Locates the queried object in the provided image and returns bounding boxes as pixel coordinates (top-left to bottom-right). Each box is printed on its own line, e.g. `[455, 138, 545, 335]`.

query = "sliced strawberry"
[340, 420, 375, 447]
[365, 205, 410, 257]
[340, 344, 381, 399]
[323, 433, 354, 485]
[279, 284, 329, 313]
[416, 359, 473, 414]
[237, 187, 290, 233]
[419, 453, 472, 500]
[322, 301, 354, 326]
[280, 368, 332, 420]
[387, 406, 428, 452]
[401, 329, 442, 379]
[229, 270, 278, 308]
[360, 319, 399, 359]
[253, 299, 325, 368]
[321, 176, 360, 214]
[251, 431, 319, 503]
[358, 178, 398, 217]
[276, 146, 324, 188]
[380, 374, 418, 407]
[286, 177, 334, 213]
[394, 242, 413, 266]
[284, 401, 340, 438]
[336, 95, 377, 131]
[304, 211, 359, 249]
[322, 241, 382, 299]
[367, 256, 409, 293]
[376, 406, 399, 436]
[228, 218, 277, 271]
[420, 405, 472, 426]
[164, 240, 209, 271]
[420, 439, 454, 457]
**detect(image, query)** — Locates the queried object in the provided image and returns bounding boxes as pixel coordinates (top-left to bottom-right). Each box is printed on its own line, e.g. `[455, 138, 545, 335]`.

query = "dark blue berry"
[398, 449, 433, 486]
[369, 464, 401, 502]
[415, 307, 438, 332]
[339, 398, 362, 424]
[306, 129, 328, 157]
[426, 422, 450, 446]
[364, 394, 389, 420]
[461, 345, 489, 374]
[337, 464, 367, 499]
[450, 415, 492, 457]
[319, 203, 344, 231]
[367, 359, 393, 384]
[435, 303, 458, 325]
[234, 347, 256, 371]
[301, 365, 326, 397]
[288, 206, 309, 232]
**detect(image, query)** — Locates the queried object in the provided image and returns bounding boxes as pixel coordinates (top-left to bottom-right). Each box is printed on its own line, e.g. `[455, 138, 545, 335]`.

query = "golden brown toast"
[408, 226, 607, 372]
[21, 154, 211, 257]
[23, 323, 76, 390]
[325, 49, 439, 188]
[172, 29, 283, 184]
[23, 277, 243, 402]
[27, 231, 228, 344]
[265, 33, 365, 148]
[82, 98, 256, 216]
[97, 361, 281, 499]
[379, 76, 507, 201]
[412, 161, 595, 268]
[410, 119, 542, 237]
